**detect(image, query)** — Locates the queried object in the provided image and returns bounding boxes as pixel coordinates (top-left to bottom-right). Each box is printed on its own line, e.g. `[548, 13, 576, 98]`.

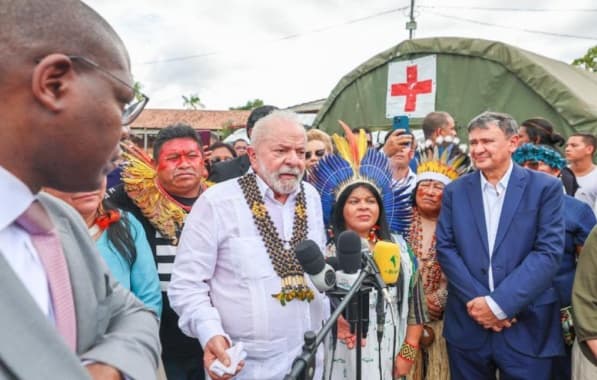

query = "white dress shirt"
[0, 166, 54, 320]
[169, 175, 328, 380]
[480, 160, 513, 319]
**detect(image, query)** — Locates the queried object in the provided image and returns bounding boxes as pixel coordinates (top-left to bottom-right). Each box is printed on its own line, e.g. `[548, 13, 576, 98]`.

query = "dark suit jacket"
[0, 193, 160, 379]
[208, 154, 251, 183]
[436, 164, 565, 357]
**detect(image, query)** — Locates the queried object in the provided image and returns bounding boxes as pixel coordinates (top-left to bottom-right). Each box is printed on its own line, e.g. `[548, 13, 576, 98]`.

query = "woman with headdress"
[405, 138, 470, 380]
[311, 122, 428, 380]
[513, 143, 596, 380]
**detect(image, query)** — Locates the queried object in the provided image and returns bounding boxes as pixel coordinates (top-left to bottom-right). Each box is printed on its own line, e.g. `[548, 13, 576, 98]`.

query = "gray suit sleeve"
[40, 193, 161, 380]
[80, 277, 161, 380]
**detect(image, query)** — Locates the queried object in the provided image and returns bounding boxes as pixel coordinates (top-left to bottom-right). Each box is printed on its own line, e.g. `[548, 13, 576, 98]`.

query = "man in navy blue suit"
[436, 111, 565, 379]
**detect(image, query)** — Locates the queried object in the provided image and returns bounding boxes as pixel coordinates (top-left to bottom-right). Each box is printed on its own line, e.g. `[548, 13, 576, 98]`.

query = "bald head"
[0, 0, 133, 193]
[251, 110, 306, 149]
[0, 0, 127, 78]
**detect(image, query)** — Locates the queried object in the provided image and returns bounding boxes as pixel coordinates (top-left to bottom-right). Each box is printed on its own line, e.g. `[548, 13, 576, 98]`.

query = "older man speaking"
[169, 111, 328, 380]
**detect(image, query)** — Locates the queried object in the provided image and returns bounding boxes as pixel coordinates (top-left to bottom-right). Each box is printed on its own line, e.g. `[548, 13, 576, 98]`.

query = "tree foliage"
[229, 98, 264, 110]
[133, 81, 145, 102]
[182, 94, 204, 110]
[572, 46, 597, 72]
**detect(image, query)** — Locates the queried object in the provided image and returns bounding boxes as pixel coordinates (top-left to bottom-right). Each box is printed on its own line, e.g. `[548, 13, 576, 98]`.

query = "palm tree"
[182, 94, 205, 109]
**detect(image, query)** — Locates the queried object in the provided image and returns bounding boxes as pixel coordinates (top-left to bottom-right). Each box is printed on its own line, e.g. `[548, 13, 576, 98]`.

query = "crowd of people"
[2, 1, 597, 380]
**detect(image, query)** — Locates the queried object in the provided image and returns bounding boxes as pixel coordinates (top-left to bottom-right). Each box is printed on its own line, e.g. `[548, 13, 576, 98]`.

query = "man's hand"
[204, 335, 244, 380]
[466, 297, 500, 328]
[85, 363, 123, 380]
[488, 318, 517, 332]
[337, 315, 366, 350]
[425, 294, 444, 320]
[467, 297, 517, 331]
[384, 130, 413, 157]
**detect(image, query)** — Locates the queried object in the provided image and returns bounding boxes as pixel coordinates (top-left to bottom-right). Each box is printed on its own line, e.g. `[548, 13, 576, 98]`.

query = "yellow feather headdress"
[416, 137, 470, 185]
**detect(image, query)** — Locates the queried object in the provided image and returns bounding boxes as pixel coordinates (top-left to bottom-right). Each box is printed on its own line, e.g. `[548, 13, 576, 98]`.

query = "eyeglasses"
[306, 149, 326, 160]
[68, 55, 149, 125]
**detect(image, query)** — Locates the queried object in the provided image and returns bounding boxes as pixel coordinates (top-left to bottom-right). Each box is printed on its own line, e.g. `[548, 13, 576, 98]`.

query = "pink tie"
[16, 200, 77, 351]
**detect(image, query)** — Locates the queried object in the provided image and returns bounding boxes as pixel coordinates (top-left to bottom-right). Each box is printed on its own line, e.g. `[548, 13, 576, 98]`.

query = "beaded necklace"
[408, 208, 442, 302]
[238, 173, 313, 305]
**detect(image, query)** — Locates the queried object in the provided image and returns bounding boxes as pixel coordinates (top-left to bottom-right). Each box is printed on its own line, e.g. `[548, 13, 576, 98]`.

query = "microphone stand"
[285, 268, 373, 380]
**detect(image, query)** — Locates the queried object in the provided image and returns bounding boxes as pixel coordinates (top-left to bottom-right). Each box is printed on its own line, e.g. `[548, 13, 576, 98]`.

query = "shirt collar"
[480, 160, 514, 193]
[0, 166, 36, 231]
[254, 173, 300, 204]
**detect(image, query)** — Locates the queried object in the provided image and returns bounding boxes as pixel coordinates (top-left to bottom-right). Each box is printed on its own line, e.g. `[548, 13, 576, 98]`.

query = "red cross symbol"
[390, 65, 432, 112]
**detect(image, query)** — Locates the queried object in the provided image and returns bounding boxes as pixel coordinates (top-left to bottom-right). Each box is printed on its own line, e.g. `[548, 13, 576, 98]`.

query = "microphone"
[360, 239, 392, 304]
[372, 240, 400, 285]
[365, 239, 402, 343]
[295, 240, 336, 292]
[335, 231, 362, 291]
[336, 231, 370, 337]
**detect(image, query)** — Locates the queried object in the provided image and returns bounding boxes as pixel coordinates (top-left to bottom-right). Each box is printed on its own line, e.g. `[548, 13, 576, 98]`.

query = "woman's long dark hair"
[103, 199, 137, 265]
[521, 117, 565, 147]
[330, 182, 392, 242]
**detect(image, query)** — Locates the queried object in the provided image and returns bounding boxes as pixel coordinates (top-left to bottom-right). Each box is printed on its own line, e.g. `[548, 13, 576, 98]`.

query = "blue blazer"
[436, 163, 565, 357]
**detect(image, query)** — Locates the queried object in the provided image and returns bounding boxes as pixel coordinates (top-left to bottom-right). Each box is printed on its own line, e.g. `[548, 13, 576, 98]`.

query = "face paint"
[155, 138, 205, 197]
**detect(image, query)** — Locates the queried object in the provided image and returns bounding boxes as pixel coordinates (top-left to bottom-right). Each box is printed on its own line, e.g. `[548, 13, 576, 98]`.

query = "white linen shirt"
[480, 160, 513, 319]
[168, 175, 328, 380]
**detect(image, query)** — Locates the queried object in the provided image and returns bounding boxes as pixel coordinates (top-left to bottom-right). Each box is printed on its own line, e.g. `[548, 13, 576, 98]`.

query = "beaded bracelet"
[398, 340, 419, 362]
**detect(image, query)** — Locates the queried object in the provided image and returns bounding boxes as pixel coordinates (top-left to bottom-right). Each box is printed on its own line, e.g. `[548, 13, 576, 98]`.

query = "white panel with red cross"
[386, 54, 437, 119]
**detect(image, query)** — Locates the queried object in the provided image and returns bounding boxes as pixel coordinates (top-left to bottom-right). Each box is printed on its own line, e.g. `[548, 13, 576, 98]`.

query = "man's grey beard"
[257, 159, 304, 195]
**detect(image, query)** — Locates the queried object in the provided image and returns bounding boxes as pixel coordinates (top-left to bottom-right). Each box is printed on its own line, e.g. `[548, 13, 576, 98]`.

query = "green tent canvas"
[313, 37, 597, 142]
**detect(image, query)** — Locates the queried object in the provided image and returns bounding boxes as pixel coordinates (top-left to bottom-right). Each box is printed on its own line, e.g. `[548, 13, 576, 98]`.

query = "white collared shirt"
[480, 160, 513, 319]
[168, 175, 328, 380]
[0, 166, 53, 320]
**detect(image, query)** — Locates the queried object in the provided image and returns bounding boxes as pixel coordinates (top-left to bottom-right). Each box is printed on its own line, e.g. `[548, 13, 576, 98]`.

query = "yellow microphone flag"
[373, 241, 400, 285]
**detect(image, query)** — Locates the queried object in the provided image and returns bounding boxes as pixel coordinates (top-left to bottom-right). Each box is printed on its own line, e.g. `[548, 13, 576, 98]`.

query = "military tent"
[312, 37, 597, 141]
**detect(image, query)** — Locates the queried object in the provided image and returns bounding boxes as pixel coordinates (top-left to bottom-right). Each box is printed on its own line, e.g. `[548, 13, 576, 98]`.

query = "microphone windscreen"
[295, 240, 325, 275]
[373, 241, 400, 285]
[336, 230, 362, 274]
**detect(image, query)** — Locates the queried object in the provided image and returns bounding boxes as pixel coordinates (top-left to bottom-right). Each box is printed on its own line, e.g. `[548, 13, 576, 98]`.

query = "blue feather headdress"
[512, 143, 566, 170]
[310, 121, 412, 236]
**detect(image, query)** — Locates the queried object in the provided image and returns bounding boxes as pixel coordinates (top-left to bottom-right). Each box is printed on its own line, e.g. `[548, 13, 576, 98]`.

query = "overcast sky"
[84, 0, 597, 110]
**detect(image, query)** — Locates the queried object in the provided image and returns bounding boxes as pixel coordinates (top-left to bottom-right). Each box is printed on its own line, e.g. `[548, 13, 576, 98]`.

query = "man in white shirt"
[0, 1, 159, 379]
[566, 133, 597, 216]
[169, 110, 328, 380]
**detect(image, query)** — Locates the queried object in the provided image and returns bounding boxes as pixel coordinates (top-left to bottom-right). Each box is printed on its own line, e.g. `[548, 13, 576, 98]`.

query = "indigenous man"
[109, 124, 208, 380]
[169, 110, 328, 380]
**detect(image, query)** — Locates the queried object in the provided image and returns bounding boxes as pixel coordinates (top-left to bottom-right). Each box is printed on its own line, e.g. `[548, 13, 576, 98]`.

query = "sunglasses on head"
[306, 149, 326, 160]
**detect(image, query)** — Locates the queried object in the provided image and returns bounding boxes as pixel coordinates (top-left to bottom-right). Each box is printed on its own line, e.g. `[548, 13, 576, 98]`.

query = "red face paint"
[155, 138, 205, 197]
[157, 138, 203, 171]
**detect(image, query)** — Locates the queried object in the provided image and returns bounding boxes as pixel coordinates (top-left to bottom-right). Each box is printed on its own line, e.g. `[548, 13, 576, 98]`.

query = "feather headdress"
[120, 143, 189, 244]
[310, 121, 412, 235]
[416, 136, 469, 185]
